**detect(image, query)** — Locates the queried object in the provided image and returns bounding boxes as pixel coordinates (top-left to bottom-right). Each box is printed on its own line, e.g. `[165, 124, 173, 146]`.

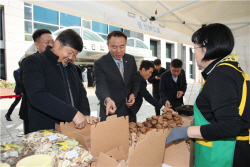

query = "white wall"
[233, 26, 250, 75]
[1, 0, 26, 82]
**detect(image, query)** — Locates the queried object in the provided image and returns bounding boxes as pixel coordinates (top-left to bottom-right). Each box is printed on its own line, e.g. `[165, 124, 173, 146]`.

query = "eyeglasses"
[37, 41, 54, 45]
[171, 69, 181, 73]
[191, 46, 202, 52]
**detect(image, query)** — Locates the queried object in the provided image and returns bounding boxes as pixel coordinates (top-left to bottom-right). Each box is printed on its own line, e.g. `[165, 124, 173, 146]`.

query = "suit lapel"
[107, 52, 123, 80]
[168, 72, 174, 89]
[179, 71, 182, 85]
[123, 54, 129, 83]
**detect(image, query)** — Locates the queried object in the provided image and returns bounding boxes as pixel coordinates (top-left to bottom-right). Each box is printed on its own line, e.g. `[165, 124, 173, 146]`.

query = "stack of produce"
[129, 122, 148, 136]
[144, 109, 183, 129]
[0, 141, 33, 167]
[21, 130, 94, 167]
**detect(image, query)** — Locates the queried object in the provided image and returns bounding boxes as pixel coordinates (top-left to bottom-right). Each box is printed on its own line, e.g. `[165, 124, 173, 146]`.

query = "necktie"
[117, 60, 124, 80]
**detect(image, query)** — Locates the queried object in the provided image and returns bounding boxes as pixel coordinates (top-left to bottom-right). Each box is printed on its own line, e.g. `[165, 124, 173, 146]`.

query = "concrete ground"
[0, 83, 201, 143]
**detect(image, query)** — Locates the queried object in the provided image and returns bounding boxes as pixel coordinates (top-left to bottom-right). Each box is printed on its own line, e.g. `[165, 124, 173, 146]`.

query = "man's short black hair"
[191, 23, 234, 60]
[32, 29, 52, 42]
[153, 59, 161, 66]
[139, 60, 154, 71]
[56, 29, 83, 52]
[107, 31, 127, 43]
[171, 59, 183, 68]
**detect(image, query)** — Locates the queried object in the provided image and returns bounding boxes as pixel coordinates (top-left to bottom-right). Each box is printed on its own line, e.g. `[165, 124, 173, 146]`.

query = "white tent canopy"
[25, 0, 250, 74]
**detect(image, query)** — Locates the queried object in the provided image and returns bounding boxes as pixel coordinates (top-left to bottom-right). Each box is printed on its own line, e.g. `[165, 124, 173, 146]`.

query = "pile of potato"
[129, 122, 147, 136]
[144, 110, 183, 129]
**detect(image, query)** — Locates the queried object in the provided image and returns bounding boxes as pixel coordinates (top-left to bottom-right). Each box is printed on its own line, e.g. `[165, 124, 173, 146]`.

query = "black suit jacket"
[75, 65, 83, 81]
[148, 67, 166, 97]
[13, 69, 22, 94]
[94, 52, 139, 121]
[135, 72, 163, 112]
[22, 46, 90, 132]
[159, 69, 187, 105]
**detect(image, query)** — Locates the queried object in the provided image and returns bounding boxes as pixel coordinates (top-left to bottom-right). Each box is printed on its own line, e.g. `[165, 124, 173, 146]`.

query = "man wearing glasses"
[19, 29, 54, 134]
[159, 59, 187, 110]
[33, 29, 54, 53]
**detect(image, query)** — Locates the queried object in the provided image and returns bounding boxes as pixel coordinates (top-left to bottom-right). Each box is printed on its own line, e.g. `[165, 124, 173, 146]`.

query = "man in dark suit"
[134, 60, 168, 122]
[94, 31, 139, 122]
[22, 29, 97, 133]
[70, 56, 83, 82]
[159, 59, 187, 110]
[19, 29, 54, 134]
[148, 59, 166, 115]
[5, 62, 22, 121]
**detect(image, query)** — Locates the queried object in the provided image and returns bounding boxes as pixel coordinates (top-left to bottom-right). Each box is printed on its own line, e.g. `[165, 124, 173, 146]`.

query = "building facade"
[0, 0, 198, 84]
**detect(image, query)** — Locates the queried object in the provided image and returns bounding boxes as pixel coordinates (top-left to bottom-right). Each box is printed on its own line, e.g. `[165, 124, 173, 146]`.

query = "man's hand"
[85, 116, 99, 124]
[162, 106, 170, 113]
[177, 91, 184, 98]
[165, 100, 172, 108]
[72, 111, 87, 129]
[126, 94, 135, 107]
[105, 98, 117, 116]
[155, 76, 160, 80]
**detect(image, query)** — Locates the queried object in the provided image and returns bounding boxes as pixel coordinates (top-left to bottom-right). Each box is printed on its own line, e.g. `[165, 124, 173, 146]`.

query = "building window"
[33, 5, 58, 25]
[150, 40, 157, 57]
[82, 19, 91, 29]
[123, 29, 131, 37]
[109, 25, 122, 33]
[60, 12, 81, 27]
[190, 48, 193, 61]
[83, 29, 104, 42]
[24, 6, 32, 20]
[190, 64, 193, 79]
[0, 49, 5, 80]
[166, 62, 171, 71]
[33, 22, 59, 33]
[24, 21, 32, 34]
[127, 39, 134, 47]
[24, 2, 32, 7]
[136, 39, 148, 49]
[92, 21, 108, 34]
[124, 29, 144, 41]
[166, 44, 171, 58]
[99, 34, 107, 42]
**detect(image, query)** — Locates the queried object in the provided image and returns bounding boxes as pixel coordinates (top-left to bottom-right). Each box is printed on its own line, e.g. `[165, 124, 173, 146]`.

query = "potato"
[155, 124, 162, 129]
[146, 117, 152, 121]
[174, 117, 180, 121]
[137, 131, 142, 135]
[130, 127, 138, 133]
[157, 119, 164, 125]
[140, 127, 147, 134]
[137, 122, 144, 128]
[163, 114, 168, 119]
[163, 122, 171, 128]
[146, 122, 153, 128]
[129, 122, 137, 128]
[166, 114, 173, 120]
[158, 115, 163, 120]
[151, 120, 157, 125]
[152, 116, 158, 120]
